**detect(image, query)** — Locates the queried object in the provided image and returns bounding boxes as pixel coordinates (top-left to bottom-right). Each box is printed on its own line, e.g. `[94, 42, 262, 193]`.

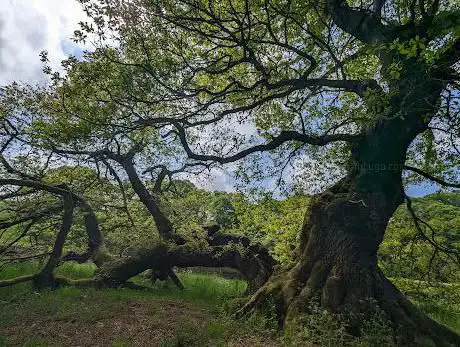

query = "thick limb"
[92, 241, 273, 291]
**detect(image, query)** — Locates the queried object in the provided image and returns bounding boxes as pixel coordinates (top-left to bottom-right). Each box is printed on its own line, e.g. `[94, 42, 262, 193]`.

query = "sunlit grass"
[391, 277, 460, 333]
[1, 262, 459, 346]
[0, 263, 271, 347]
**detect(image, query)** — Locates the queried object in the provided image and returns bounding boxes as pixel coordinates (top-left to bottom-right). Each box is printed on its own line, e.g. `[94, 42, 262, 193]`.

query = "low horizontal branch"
[0, 252, 50, 262]
[0, 274, 36, 287]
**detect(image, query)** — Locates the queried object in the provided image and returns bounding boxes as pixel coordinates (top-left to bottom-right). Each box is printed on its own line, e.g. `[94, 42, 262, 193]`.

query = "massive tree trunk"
[239, 173, 459, 346]
[238, 112, 460, 346]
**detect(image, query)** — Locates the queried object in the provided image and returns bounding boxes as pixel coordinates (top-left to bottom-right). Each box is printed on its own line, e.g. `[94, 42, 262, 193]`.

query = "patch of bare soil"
[1, 299, 279, 346]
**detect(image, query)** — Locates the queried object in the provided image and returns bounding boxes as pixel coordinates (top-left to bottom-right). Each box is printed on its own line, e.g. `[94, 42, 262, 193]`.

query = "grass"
[0, 262, 249, 307]
[137, 269, 248, 306]
[1, 263, 459, 346]
[0, 263, 277, 347]
[391, 277, 460, 333]
[417, 300, 460, 333]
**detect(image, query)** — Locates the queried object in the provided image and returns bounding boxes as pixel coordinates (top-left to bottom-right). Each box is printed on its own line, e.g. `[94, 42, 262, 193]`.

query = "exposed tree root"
[237, 265, 460, 347]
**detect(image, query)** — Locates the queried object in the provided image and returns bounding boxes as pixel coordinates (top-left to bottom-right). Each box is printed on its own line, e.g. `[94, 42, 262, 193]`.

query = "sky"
[0, 0, 443, 197]
[0, 0, 88, 85]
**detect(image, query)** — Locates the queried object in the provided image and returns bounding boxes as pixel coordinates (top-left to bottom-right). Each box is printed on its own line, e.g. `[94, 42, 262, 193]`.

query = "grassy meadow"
[0, 263, 278, 347]
[0, 263, 459, 346]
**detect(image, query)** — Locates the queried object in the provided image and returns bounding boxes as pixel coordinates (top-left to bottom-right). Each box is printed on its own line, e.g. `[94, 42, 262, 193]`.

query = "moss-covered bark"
[238, 174, 460, 346]
[89, 240, 274, 292]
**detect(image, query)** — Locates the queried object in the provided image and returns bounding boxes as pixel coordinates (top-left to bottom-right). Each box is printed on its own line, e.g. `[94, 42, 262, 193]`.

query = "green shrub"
[282, 299, 396, 347]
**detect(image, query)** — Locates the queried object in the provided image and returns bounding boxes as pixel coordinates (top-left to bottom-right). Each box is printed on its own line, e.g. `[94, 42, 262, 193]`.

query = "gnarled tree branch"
[174, 121, 358, 164]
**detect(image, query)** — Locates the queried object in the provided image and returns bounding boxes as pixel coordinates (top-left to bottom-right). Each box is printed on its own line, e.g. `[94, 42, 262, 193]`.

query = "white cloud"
[193, 167, 237, 192]
[0, 0, 87, 85]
